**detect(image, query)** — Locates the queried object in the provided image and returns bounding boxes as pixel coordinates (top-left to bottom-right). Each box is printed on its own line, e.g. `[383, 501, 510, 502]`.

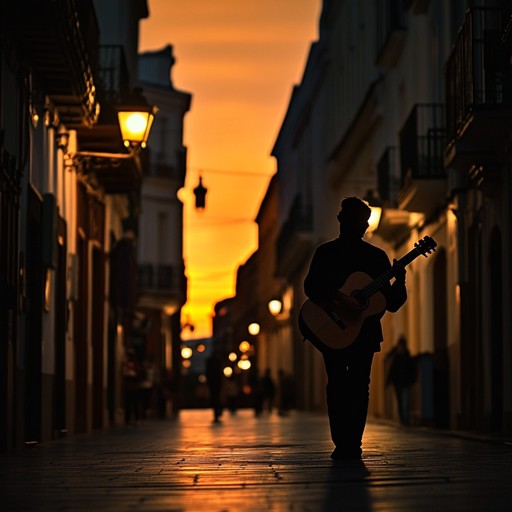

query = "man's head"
[337, 197, 371, 238]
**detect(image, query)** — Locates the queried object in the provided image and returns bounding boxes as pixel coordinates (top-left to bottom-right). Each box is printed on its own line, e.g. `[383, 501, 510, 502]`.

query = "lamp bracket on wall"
[56, 132, 140, 174]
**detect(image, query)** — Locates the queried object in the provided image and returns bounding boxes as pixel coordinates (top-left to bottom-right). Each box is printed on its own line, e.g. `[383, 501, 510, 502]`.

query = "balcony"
[146, 148, 187, 184]
[375, 147, 411, 242]
[97, 45, 130, 107]
[398, 104, 447, 214]
[403, 0, 431, 15]
[6, 0, 100, 127]
[377, 146, 401, 208]
[445, 7, 512, 170]
[375, 0, 407, 70]
[76, 45, 141, 194]
[276, 195, 313, 278]
[137, 263, 187, 314]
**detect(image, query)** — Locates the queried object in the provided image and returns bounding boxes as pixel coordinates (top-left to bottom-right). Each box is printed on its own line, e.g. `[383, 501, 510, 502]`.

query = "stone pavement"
[1, 408, 512, 511]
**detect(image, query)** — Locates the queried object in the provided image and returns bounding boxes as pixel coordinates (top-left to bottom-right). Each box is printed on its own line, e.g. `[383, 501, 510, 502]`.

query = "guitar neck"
[359, 248, 421, 299]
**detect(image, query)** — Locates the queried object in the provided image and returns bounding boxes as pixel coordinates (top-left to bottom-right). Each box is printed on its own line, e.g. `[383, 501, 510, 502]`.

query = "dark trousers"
[208, 383, 222, 421]
[322, 347, 374, 454]
[393, 384, 411, 425]
[124, 388, 141, 424]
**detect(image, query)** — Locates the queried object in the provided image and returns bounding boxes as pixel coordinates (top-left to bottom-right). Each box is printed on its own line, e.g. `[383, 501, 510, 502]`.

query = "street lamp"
[268, 299, 283, 317]
[181, 346, 193, 359]
[248, 323, 260, 336]
[117, 104, 158, 150]
[237, 358, 251, 371]
[239, 341, 251, 353]
[57, 91, 158, 161]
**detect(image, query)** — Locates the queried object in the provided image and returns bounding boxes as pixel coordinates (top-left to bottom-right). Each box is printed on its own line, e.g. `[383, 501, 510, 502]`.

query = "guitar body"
[299, 236, 437, 351]
[299, 272, 387, 350]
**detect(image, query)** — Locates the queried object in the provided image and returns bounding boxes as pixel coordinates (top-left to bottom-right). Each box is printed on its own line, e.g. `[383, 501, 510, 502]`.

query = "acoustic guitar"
[299, 236, 437, 351]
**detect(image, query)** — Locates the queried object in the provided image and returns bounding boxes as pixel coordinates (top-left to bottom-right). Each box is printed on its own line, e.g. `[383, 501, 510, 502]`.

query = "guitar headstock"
[415, 236, 437, 257]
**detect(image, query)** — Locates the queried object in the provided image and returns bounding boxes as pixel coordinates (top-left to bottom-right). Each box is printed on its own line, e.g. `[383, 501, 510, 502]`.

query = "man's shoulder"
[333, 237, 387, 253]
[361, 239, 387, 255]
[318, 237, 340, 248]
[314, 237, 388, 260]
[314, 238, 340, 253]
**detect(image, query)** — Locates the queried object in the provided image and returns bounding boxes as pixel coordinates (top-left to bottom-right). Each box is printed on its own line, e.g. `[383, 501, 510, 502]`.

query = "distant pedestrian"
[252, 372, 264, 417]
[225, 376, 240, 414]
[386, 336, 416, 425]
[206, 349, 224, 423]
[163, 367, 179, 418]
[122, 350, 142, 425]
[261, 368, 276, 413]
[139, 354, 157, 420]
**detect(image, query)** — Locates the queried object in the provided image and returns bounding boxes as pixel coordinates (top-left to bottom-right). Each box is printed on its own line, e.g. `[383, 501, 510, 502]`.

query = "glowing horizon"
[139, 0, 321, 339]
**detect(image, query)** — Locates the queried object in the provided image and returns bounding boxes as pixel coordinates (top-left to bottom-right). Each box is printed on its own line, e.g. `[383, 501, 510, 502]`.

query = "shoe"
[330, 447, 362, 460]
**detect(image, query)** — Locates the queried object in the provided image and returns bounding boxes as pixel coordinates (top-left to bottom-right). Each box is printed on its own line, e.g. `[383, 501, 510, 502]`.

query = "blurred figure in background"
[139, 354, 157, 420]
[122, 349, 142, 425]
[386, 336, 417, 425]
[225, 375, 240, 414]
[261, 368, 276, 414]
[206, 349, 224, 423]
[163, 367, 179, 418]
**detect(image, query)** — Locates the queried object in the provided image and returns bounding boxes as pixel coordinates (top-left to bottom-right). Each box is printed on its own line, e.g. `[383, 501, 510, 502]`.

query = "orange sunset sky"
[139, 0, 321, 339]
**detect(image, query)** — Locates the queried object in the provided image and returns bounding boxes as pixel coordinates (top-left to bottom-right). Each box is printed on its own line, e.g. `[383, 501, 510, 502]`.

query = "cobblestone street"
[1, 409, 512, 511]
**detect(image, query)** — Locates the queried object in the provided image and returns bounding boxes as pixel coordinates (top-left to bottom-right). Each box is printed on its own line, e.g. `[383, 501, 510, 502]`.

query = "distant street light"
[268, 299, 283, 317]
[237, 359, 251, 370]
[239, 341, 251, 353]
[248, 322, 260, 335]
[181, 346, 193, 359]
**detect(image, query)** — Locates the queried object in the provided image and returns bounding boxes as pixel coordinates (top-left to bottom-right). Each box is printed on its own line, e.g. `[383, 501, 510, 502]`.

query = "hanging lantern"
[193, 176, 207, 210]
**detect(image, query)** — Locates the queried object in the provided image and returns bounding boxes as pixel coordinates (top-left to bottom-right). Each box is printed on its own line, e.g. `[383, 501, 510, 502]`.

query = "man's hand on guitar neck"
[392, 259, 406, 284]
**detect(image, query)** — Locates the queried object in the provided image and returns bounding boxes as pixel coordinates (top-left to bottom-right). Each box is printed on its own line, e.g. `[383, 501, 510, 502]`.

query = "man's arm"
[304, 245, 338, 302]
[386, 259, 407, 312]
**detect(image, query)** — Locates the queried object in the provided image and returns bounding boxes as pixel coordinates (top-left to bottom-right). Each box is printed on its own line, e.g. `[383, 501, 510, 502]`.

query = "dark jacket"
[304, 236, 407, 351]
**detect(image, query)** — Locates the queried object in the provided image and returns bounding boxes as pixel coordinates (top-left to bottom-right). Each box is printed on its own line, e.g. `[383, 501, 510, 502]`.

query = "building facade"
[0, 0, 189, 451]
[137, 45, 191, 416]
[251, 0, 512, 434]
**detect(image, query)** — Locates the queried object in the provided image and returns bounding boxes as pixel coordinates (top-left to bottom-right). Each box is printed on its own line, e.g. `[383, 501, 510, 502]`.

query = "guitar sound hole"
[352, 290, 368, 309]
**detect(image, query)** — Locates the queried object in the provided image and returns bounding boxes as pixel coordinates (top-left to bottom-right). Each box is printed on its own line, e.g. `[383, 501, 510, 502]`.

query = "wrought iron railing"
[97, 45, 130, 105]
[376, 0, 407, 55]
[445, 7, 512, 143]
[145, 148, 187, 182]
[377, 146, 401, 207]
[8, 0, 100, 126]
[137, 264, 186, 293]
[400, 104, 446, 181]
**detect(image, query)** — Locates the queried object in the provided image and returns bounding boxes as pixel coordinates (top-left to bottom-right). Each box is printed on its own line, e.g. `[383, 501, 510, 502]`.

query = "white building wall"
[270, 0, 476, 423]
